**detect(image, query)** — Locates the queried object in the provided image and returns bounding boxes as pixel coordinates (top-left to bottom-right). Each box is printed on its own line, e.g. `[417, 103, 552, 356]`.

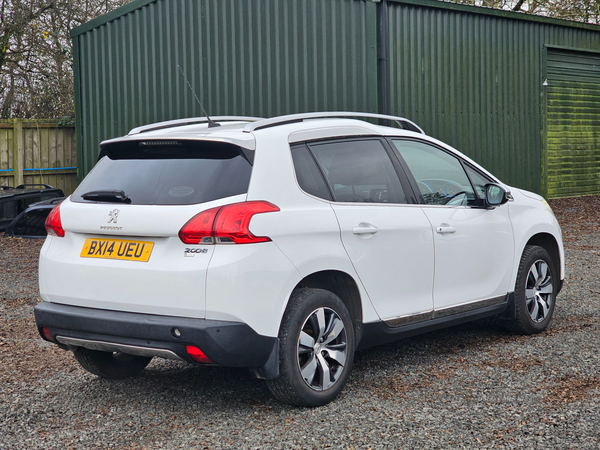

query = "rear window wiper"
[81, 190, 132, 204]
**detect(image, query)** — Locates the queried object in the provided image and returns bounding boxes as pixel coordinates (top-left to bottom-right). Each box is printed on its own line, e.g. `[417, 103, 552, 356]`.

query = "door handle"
[352, 223, 378, 235]
[436, 225, 456, 234]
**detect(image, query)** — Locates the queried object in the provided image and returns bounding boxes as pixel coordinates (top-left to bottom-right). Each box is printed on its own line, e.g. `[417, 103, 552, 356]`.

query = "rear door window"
[72, 141, 253, 205]
[307, 139, 408, 204]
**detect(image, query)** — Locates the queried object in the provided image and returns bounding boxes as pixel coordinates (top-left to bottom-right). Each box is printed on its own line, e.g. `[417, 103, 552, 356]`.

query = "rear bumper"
[34, 302, 279, 379]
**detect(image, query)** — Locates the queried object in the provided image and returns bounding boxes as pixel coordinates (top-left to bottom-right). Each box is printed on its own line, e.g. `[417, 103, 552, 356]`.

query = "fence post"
[12, 118, 24, 186]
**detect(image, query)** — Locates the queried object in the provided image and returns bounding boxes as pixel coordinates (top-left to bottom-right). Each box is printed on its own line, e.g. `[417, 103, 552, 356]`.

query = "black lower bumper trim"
[34, 302, 279, 379]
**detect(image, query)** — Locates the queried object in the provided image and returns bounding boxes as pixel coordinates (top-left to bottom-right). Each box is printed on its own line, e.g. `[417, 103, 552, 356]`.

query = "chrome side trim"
[383, 295, 508, 328]
[384, 311, 433, 328]
[433, 295, 508, 319]
[56, 336, 184, 361]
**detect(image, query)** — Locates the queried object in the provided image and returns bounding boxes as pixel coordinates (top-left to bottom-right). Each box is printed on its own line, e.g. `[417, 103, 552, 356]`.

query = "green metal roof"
[71, 0, 600, 38]
[389, 0, 600, 31]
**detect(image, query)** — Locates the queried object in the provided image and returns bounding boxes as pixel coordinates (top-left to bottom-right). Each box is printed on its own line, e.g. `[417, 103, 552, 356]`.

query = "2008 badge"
[184, 247, 208, 257]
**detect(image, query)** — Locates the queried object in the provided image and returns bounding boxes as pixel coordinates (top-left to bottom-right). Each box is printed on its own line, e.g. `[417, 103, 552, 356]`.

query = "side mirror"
[485, 183, 511, 207]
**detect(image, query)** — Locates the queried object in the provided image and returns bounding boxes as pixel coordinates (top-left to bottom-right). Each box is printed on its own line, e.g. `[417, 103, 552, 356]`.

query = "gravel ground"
[0, 196, 599, 450]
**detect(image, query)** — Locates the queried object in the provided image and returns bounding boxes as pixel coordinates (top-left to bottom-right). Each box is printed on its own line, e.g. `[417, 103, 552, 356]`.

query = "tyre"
[507, 245, 557, 335]
[266, 288, 355, 407]
[73, 347, 152, 379]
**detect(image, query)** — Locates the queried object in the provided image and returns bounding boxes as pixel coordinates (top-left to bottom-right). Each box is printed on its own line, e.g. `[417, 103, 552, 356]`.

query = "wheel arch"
[525, 232, 563, 285]
[291, 270, 364, 345]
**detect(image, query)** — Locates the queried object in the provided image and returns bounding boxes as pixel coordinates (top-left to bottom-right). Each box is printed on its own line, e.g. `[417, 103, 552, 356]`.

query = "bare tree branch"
[0, 0, 130, 119]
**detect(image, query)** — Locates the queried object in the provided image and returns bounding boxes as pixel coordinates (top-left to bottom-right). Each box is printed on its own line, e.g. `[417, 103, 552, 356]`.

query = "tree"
[0, 0, 130, 119]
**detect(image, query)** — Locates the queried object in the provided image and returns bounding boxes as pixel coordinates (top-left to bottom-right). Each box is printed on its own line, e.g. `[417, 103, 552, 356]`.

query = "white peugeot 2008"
[35, 112, 564, 407]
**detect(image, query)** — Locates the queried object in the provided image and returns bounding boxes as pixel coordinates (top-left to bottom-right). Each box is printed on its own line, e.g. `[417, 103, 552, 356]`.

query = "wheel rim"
[525, 259, 553, 323]
[297, 307, 348, 391]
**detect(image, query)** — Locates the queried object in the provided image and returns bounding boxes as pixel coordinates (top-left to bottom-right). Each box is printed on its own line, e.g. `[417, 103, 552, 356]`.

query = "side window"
[392, 140, 477, 206]
[465, 164, 493, 200]
[290, 144, 333, 201]
[308, 139, 407, 204]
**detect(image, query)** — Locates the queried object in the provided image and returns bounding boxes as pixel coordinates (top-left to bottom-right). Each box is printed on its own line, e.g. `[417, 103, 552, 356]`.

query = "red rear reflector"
[45, 203, 65, 237]
[40, 327, 53, 342]
[179, 201, 279, 245]
[186, 345, 213, 364]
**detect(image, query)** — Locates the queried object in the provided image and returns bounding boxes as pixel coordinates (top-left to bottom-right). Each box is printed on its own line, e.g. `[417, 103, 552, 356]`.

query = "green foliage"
[58, 115, 75, 126]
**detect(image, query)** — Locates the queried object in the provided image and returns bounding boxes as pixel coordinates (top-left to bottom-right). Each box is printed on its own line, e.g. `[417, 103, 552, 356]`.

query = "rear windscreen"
[72, 140, 253, 205]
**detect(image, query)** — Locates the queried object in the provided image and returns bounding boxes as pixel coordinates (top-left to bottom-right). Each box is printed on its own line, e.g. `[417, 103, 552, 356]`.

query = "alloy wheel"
[525, 259, 553, 323]
[297, 307, 348, 391]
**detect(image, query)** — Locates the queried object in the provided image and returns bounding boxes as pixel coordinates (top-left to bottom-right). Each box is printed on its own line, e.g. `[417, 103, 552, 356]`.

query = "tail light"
[179, 201, 279, 244]
[45, 203, 65, 237]
[186, 345, 213, 364]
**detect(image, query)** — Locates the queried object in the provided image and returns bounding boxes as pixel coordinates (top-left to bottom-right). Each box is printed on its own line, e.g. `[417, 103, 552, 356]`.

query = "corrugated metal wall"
[73, 0, 600, 196]
[73, 0, 379, 177]
[545, 48, 600, 198]
[386, 0, 600, 195]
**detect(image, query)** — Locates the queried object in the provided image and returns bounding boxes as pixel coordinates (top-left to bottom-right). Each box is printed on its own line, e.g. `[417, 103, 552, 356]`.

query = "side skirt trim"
[359, 293, 514, 350]
[384, 294, 508, 328]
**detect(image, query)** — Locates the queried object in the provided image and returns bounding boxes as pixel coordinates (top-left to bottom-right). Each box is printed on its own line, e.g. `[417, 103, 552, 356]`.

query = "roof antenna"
[177, 65, 220, 128]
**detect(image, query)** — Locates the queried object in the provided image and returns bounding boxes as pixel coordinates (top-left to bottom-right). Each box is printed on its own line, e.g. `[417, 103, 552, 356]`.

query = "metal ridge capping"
[387, 0, 600, 31]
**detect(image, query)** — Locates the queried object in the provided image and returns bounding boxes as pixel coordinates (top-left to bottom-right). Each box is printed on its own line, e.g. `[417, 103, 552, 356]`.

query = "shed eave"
[389, 0, 600, 31]
[70, 0, 160, 38]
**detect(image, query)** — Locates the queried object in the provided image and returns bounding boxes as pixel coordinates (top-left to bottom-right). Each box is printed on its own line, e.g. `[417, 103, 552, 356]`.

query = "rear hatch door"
[40, 139, 253, 318]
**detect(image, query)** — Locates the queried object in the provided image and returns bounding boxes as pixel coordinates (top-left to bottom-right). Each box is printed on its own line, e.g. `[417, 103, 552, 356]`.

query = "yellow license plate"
[80, 238, 154, 262]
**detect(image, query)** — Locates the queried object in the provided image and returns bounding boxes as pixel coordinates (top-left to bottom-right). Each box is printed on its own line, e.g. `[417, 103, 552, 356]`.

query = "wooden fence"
[0, 119, 78, 196]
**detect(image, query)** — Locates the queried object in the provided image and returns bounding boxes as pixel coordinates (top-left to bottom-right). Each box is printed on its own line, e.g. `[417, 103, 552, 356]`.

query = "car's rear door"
[305, 138, 435, 323]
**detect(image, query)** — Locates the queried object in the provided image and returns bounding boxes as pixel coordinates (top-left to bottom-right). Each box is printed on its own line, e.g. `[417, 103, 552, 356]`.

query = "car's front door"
[391, 139, 515, 314]
[306, 138, 435, 323]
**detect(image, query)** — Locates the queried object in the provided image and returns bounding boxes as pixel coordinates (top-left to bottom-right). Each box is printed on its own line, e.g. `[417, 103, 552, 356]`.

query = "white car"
[35, 112, 564, 406]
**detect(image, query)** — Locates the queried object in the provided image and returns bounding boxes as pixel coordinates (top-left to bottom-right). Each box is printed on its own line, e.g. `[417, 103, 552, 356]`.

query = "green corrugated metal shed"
[72, 0, 600, 198]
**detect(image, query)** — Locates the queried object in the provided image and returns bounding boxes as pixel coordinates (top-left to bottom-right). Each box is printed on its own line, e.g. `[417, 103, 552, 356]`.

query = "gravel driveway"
[1, 196, 599, 449]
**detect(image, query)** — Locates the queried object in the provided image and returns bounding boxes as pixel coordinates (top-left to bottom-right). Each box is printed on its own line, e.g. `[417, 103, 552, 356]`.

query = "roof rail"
[242, 112, 425, 134]
[128, 116, 263, 135]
